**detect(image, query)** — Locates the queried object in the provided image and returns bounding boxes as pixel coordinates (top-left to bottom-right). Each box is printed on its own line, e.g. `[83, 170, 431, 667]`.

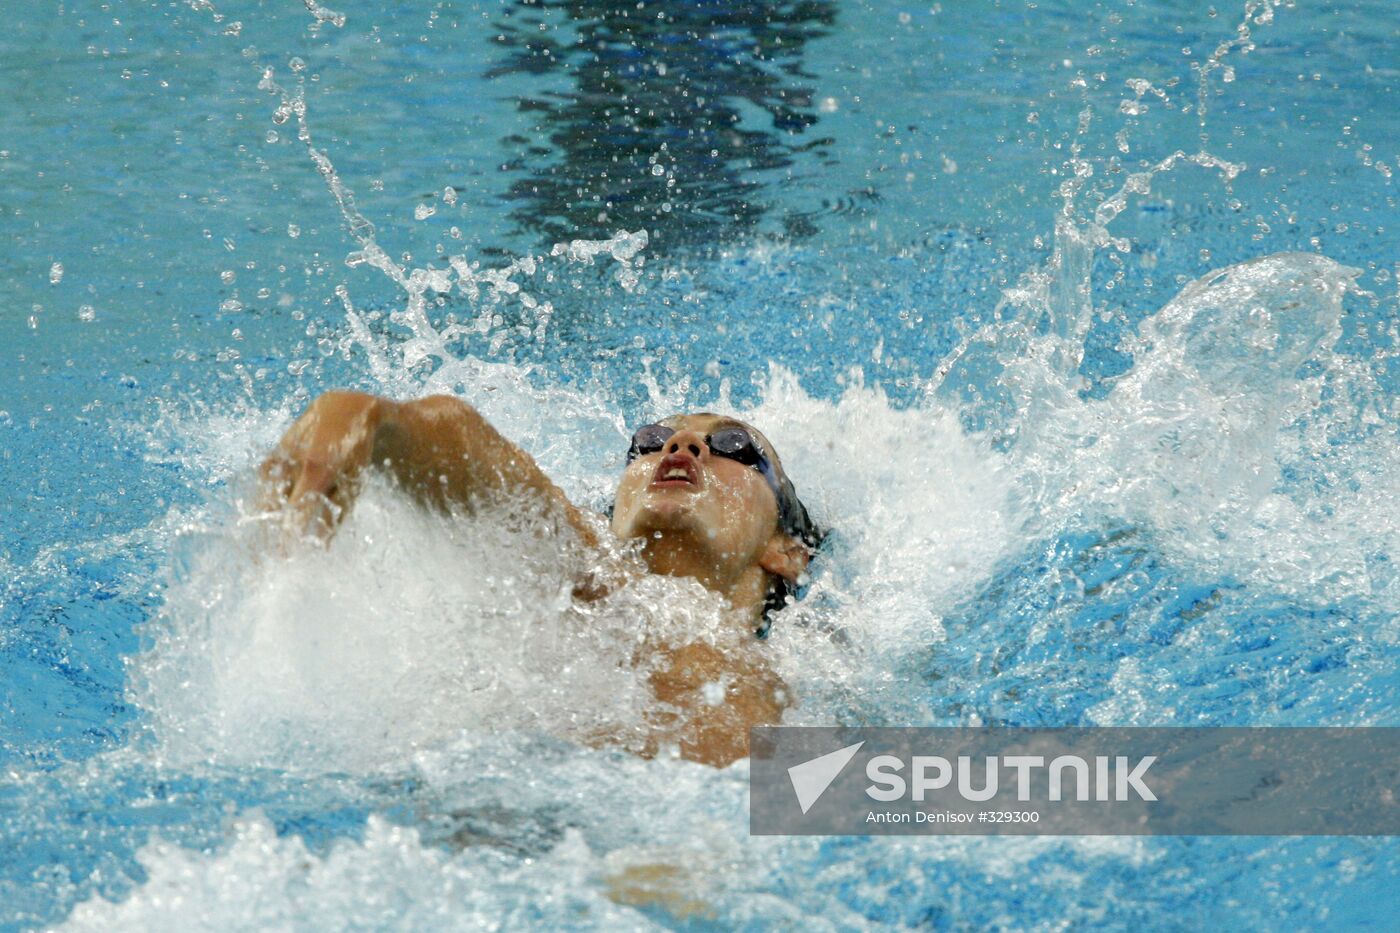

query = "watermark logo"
[752, 727, 1400, 836]
[788, 741, 864, 814]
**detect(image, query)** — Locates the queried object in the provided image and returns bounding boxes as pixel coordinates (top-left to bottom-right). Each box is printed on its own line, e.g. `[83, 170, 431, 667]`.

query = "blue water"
[2, 0, 1399, 928]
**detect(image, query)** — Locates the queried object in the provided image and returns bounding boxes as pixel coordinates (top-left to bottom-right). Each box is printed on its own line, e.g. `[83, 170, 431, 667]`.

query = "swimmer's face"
[611, 413, 804, 585]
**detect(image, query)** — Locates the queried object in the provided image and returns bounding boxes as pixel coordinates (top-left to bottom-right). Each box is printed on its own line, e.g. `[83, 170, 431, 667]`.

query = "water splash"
[253, 58, 653, 392]
[132, 485, 663, 770]
[59, 814, 652, 930]
[302, 0, 345, 30]
[955, 0, 1283, 398]
[57, 764, 1165, 931]
[1193, 0, 1282, 146]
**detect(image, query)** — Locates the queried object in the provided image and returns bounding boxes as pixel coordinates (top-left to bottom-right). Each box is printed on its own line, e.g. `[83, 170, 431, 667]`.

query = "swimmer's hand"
[258, 391, 599, 546]
[258, 390, 390, 539]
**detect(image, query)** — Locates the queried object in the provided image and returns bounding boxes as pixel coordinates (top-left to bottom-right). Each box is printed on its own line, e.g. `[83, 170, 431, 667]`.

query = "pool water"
[2, 0, 1398, 928]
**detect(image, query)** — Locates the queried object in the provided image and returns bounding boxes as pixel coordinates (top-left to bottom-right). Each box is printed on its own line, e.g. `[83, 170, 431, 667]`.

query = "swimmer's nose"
[664, 429, 707, 460]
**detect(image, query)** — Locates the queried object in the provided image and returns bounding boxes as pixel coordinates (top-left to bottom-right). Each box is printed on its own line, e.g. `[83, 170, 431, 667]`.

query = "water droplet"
[414, 203, 436, 220]
[78, 304, 96, 322]
[49, 262, 64, 284]
[265, 130, 279, 143]
[287, 224, 301, 238]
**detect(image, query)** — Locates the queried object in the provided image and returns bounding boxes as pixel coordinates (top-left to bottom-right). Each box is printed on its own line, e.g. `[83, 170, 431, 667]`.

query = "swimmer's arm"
[259, 390, 599, 547]
[376, 394, 601, 545]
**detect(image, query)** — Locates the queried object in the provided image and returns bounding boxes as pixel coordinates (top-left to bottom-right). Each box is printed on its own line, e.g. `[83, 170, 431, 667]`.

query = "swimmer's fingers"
[251, 455, 347, 543]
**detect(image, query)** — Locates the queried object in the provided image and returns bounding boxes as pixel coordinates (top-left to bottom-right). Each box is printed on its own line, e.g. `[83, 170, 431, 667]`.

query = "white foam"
[738, 368, 1022, 721]
[59, 813, 653, 931]
[133, 485, 684, 771]
[57, 780, 1156, 931]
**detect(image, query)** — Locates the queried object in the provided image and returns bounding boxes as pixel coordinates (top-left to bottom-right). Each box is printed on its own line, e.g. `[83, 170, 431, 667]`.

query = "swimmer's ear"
[759, 532, 809, 584]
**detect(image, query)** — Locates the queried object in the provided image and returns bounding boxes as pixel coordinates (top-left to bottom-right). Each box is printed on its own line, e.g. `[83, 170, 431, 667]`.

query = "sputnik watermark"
[864, 752, 1156, 802]
[787, 743, 1157, 816]
[752, 727, 1400, 835]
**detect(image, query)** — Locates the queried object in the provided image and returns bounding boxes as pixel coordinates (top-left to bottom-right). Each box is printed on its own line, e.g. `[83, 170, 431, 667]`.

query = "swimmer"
[257, 391, 823, 767]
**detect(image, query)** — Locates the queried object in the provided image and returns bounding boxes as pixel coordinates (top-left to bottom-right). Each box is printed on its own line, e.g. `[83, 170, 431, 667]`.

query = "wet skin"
[259, 392, 811, 766]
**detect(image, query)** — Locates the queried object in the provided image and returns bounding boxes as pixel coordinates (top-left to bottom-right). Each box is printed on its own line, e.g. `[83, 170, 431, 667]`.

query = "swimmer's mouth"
[651, 453, 700, 489]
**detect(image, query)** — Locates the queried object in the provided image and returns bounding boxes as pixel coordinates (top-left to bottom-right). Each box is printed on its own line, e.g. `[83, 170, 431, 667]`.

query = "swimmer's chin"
[615, 497, 707, 540]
